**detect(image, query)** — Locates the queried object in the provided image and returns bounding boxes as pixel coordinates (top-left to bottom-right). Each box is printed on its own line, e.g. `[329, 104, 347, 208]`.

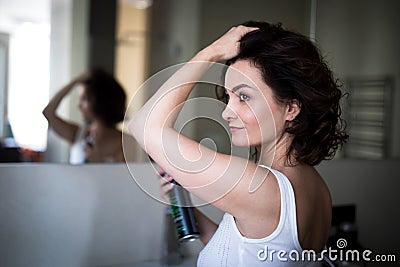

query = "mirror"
[1, 0, 399, 163]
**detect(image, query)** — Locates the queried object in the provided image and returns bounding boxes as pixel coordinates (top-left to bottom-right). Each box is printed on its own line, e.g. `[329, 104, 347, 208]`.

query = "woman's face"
[222, 60, 289, 148]
[78, 86, 95, 123]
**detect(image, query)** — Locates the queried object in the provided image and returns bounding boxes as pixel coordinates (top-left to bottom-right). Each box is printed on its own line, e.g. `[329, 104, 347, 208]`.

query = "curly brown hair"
[218, 21, 348, 166]
[81, 68, 126, 127]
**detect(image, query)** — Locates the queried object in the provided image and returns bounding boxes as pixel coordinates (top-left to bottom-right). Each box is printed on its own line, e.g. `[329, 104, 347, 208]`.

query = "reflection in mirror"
[0, 0, 149, 163]
[42, 68, 141, 164]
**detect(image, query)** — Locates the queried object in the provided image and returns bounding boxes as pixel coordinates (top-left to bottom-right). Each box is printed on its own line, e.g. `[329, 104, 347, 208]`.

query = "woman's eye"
[224, 91, 230, 102]
[239, 93, 249, 101]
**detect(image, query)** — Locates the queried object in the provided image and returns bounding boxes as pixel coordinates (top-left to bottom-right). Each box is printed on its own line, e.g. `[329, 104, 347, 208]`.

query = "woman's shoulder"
[289, 165, 330, 200]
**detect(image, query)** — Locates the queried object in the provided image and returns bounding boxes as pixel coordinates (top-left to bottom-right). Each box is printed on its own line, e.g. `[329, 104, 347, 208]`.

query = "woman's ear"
[285, 99, 301, 121]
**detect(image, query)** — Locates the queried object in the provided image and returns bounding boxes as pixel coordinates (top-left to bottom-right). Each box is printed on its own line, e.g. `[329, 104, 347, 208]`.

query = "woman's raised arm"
[128, 26, 269, 216]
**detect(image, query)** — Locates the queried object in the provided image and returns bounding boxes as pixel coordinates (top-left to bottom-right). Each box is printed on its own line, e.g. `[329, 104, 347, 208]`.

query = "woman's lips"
[229, 126, 244, 133]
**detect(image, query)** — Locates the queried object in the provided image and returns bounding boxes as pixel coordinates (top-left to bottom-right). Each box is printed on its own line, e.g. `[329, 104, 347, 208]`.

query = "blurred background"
[0, 0, 399, 163]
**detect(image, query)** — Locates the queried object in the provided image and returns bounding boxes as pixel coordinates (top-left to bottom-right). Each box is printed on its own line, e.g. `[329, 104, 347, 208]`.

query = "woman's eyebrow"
[230, 83, 255, 93]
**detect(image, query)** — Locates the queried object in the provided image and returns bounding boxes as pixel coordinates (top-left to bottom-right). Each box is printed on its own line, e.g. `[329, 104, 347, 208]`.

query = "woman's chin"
[231, 138, 251, 148]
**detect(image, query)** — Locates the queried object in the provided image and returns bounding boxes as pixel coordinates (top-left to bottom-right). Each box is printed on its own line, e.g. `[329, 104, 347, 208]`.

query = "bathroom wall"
[316, 0, 400, 158]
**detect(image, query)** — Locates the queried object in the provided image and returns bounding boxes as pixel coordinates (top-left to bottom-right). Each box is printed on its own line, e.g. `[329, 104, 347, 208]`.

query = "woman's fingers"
[158, 171, 173, 183]
[158, 171, 174, 202]
[206, 25, 259, 61]
[162, 182, 174, 194]
[161, 182, 174, 203]
[74, 70, 91, 83]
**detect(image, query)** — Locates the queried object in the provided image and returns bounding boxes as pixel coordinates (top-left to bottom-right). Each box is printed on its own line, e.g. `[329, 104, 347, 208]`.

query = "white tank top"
[197, 165, 324, 267]
[69, 126, 86, 164]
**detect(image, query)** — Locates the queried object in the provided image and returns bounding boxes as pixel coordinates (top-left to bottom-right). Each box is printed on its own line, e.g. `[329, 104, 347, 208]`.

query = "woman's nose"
[222, 102, 237, 122]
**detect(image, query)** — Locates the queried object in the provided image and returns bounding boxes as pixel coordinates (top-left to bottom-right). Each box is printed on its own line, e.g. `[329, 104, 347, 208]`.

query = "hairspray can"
[163, 174, 199, 242]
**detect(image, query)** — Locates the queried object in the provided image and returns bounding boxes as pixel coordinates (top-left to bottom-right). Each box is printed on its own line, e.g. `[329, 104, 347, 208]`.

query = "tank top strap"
[258, 165, 302, 251]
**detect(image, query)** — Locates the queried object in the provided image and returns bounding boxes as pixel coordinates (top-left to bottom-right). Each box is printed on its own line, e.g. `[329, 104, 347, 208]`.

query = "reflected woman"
[43, 68, 135, 163]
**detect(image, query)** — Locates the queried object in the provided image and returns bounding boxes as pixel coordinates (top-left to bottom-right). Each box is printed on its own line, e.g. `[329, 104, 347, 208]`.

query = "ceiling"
[0, 0, 50, 32]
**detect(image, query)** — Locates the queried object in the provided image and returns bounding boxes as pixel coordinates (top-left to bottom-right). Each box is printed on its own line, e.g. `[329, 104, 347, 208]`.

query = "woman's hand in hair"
[200, 25, 258, 62]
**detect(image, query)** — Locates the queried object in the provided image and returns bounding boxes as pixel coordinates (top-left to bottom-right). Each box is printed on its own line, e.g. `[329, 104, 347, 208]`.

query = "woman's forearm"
[42, 78, 81, 144]
[43, 79, 77, 118]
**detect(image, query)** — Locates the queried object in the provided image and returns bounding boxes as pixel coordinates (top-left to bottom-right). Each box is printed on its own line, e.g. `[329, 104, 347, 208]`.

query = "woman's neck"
[88, 120, 117, 139]
[258, 133, 295, 170]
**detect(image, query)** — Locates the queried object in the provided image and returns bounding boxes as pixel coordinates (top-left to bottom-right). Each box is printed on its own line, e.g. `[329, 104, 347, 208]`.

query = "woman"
[129, 22, 348, 266]
[43, 68, 134, 163]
